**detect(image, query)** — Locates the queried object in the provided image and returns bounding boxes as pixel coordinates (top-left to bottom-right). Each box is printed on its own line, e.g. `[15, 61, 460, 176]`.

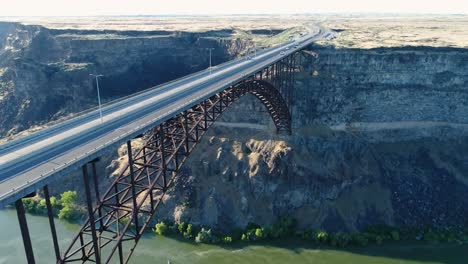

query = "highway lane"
[0, 39, 293, 154]
[0, 24, 326, 207]
[0, 36, 299, 171]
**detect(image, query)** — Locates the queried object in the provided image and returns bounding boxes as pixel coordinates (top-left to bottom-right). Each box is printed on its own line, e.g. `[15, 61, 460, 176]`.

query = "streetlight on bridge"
[207, 48, 214, 76]
[90, 74, 104, 123]
[254, 43, 257, 58]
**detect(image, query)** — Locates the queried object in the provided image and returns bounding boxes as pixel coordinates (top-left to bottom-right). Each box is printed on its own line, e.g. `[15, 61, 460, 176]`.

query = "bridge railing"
[0, 39, 295, 151]
[0, 31, 313, 207]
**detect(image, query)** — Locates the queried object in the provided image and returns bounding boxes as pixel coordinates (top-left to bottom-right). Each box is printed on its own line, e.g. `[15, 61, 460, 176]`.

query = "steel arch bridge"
[58, 52, 301, 263]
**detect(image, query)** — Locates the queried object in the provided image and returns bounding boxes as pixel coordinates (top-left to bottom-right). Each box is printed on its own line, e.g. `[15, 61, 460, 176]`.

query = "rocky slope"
[151, 45, 468, 231]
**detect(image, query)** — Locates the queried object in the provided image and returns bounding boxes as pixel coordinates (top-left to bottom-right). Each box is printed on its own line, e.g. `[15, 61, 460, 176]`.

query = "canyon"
[1, 16, 467, 232]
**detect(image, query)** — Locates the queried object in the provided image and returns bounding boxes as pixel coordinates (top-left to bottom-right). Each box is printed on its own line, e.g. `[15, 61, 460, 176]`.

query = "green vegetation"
[153, 217, 468, 248]
[154, 222, 169, 236]
[195, 228, 218, 244]
[21, 190, 84, 222]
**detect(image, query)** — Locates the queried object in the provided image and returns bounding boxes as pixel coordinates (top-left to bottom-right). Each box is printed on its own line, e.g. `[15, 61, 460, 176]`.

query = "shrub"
[195, 228, 216, 243]
[154, 222, 169, 236]
[22, 198, 38, 214]
[49, 196, 59, 209]
[242, 229, 255, 241]
[255, 228, 264, 240]
[60, 191, 78, 206]
[183, 224, 194, 239]
[315, 230, 329, 243]
[58, 205, 81, 221]
[178, 222, 187, 235]
[39, 199, 47, 208]
[222, 236, 233, 243]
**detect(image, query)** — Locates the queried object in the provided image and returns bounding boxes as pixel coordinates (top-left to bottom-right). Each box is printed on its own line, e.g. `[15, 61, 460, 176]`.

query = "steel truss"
[24, 53, 300, 264]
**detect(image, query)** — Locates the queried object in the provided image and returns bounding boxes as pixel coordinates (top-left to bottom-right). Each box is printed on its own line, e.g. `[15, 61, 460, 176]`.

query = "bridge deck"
[0, 25, 325, 207]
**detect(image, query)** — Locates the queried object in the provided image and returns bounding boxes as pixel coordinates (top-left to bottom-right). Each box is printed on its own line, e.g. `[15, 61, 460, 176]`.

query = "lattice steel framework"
[52, 53, 300, 264]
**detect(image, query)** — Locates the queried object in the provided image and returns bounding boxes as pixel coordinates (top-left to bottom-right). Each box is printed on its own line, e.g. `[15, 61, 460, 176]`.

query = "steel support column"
[91, 161, 104, 229]
[82, 165, 101, 264]
[44, 185, 61, 263]
[15, 198, 35, 264]
[61, 51, 300, 262]
[126, 140, 140, 233]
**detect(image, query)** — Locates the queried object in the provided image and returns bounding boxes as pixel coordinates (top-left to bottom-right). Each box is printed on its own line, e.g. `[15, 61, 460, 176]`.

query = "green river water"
[1, 210, 466, 264]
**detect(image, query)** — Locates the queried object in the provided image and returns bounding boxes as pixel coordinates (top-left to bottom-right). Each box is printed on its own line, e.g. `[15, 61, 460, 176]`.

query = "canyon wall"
[0, 22, 253, 137]
[152, 45, 468, 231]
[1, 22, 468, 232]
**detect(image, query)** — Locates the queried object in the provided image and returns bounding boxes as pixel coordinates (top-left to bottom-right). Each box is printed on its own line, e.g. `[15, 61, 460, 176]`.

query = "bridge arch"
[222, 79, 292, 133]
[61, 78, 292, 263]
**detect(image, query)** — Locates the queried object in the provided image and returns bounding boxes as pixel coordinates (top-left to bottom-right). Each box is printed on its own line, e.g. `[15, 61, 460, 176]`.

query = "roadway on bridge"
[0, 24, 329, 207]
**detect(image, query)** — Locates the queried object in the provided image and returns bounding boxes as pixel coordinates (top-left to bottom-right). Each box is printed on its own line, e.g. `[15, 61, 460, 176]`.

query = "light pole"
[207, 48, 214, 76]
[90, 74, 104, 123]
[254, 43, 257, 59]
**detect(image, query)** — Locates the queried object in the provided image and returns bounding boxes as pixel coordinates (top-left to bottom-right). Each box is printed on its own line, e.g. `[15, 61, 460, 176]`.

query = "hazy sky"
[0, 0, 466, 16]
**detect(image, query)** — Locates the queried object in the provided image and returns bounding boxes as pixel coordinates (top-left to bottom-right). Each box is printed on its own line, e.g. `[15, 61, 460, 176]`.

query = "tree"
[60, 191, 78, 206]
[21, 198, 37, 214]
[58, 205, 81, 221]
[154, 222, 168, 236]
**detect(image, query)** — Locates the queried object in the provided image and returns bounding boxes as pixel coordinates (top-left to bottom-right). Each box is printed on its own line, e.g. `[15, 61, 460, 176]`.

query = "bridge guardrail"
[0, 38, 296, 152]
[0, 25, 320, 206]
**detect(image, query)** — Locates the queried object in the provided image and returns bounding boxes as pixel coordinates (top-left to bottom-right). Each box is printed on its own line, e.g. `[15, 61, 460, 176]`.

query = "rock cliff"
[0, 22, 253, 137]
[152, 45, 468, 231]
[2, 21, 468, 232]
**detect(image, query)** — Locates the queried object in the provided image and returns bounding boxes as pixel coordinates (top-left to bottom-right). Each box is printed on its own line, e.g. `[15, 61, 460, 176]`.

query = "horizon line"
[0, 12, 467, 18]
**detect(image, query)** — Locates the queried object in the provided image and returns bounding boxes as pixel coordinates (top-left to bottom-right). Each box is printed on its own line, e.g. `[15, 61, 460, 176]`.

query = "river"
[1, 210, 466, 264]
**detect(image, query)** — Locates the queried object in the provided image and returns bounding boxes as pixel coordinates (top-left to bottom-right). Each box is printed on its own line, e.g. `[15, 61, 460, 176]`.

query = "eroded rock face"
[150, 46, 468, 231]
[4, 21, 468, 231]
[0, 22, 253, 137]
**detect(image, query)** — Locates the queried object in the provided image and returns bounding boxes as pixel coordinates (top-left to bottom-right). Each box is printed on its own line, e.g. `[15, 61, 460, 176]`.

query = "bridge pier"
[126, 140, 140, 234]
[44, 185, 62, 263]
[15, 198, 35, 264]
[14, 185, 63, 264]
[59, 52, 299, 263]
[90, 161, 104, 231]
[82, 164, 101, 264]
